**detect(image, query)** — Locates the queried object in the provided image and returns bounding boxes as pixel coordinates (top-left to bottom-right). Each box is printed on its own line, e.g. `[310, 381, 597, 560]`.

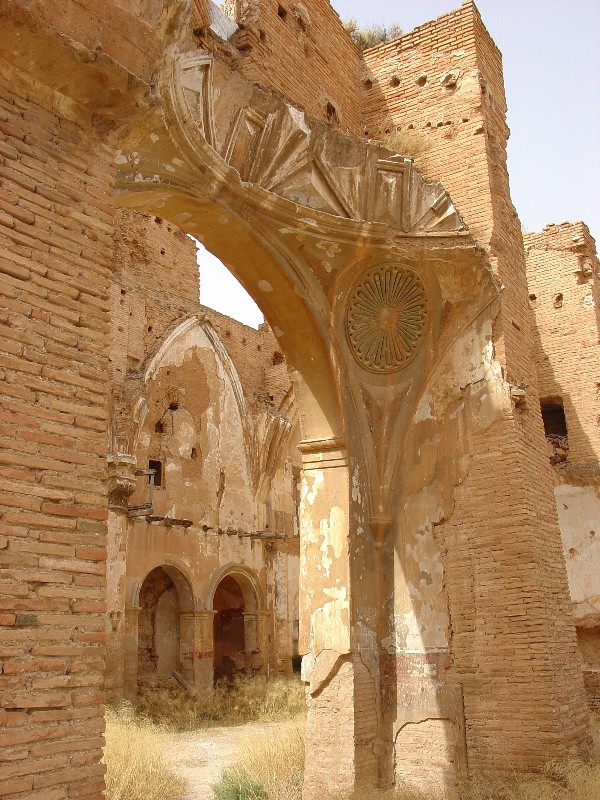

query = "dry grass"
[462, 715, 600, 800]
[103, 704, 185, 800]
[213, 715, 600, 800]
[212, 722, 304, 800]
[136, 675, 306, 731]
[384, 130, 432, 170]
[343, 19, 403, 51]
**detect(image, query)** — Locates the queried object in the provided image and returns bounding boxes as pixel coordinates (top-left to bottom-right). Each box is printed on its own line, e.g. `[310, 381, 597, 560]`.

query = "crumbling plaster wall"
[105, 211, 301, 697]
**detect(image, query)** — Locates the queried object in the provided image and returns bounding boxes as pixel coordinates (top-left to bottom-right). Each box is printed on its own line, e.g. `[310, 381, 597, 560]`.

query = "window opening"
[148, 459, 163, 487]
[540, 398, 568, 465]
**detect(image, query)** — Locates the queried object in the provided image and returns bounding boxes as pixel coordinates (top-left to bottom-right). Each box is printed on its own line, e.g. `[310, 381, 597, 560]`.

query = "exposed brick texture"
[363, 1, 591, 771]
[221, 0, 364, 135]
[0, 0, 594, 795]
[0, 57, 112, 799]
[525, 222, 600, 467]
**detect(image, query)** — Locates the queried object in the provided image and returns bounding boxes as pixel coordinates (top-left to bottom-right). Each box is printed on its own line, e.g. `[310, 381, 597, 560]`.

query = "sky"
[199, 0, 600, 328]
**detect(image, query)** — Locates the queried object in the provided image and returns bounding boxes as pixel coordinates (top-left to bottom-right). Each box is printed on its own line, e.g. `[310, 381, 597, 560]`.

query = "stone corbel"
[370, 515, 391, 549]
[107, 453, 137, 512]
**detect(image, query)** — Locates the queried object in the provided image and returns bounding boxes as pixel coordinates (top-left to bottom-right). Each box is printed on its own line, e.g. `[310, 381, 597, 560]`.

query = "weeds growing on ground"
[103, 704, 185, 800]
[212, 723, 304, 800]
[213, 715, 600, 800]
[136, 675, 306, 731]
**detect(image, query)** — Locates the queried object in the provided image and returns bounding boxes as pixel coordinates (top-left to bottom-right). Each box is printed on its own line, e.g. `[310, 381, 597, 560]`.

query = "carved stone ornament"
[107, 454, 137, 512]
[108, 475, 137, 511]
[346, 265, 428, 373]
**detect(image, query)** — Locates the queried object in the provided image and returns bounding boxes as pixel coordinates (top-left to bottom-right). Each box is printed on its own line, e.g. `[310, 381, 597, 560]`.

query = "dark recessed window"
[278, 5, 288, 20]
[540, 397, 568, 465]
[540, 400, 567, 438]
[148, 459, 162, 487]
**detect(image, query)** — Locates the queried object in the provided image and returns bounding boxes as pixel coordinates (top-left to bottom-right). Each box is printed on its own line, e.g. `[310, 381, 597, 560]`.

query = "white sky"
[199, 0, 600, 327]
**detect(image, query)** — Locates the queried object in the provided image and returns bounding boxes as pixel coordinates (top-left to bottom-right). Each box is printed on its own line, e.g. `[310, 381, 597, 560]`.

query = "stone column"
[180, 610, 217, 691]
[123, 606, 141, 699]
[244, 611, 270, 675]
[298, 439, 377, 799]
[243, 611, 259, 673]
[106, 454, 136, 700]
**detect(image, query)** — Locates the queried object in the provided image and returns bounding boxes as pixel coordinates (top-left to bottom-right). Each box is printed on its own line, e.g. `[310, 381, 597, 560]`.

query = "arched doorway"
[211, 569, 263, 681]
[136, 564, 194, 689]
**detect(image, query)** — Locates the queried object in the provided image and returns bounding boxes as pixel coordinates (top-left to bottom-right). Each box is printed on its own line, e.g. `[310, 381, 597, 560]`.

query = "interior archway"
[212, 571, 261, 680]
[137, 564, 194, 687]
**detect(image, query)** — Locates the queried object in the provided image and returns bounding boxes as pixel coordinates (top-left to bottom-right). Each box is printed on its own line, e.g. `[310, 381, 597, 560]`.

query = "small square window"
[148, 459, 162, 487]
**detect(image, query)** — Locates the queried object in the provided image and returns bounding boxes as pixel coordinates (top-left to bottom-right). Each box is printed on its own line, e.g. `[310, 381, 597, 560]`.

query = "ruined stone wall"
[111, 209, 199, 386]
[362, 2, 534, 384]
[525, 222, 600, 706]
[106, 211, 301, 697]
[0, 56, 112, 800]
[201, 307, 291, 412]
[220, 0, 364, 135]
[525, 222, 600, 466]
[106, 315, 301, 695]
[362, 1, 590, 773]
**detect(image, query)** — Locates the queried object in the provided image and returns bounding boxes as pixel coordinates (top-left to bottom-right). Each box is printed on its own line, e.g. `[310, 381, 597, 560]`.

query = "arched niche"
[209, 566, 265, 680]
[131, 563, 196, 691]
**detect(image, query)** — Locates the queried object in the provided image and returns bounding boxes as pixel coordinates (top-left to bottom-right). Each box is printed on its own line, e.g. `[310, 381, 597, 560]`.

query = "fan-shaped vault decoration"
[346, 265, 428, 373]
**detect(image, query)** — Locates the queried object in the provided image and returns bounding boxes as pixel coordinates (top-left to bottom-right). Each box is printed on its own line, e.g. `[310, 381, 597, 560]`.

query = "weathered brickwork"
[106, 208, 300, 699]
[0, 58, 112, 800]
[362, 2, 590, 776]
[525, 222, 600, 466]
[525, 222, 600, 710]
[202, 306, 292, 410]
[0, 1, 594, 798]
[220, 0, 363, 135]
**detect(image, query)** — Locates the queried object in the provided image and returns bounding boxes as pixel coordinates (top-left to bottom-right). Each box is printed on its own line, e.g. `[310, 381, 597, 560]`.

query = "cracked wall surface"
[0, 1, 594, 798]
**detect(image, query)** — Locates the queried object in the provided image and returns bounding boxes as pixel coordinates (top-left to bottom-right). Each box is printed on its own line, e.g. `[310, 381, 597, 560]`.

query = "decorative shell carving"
[346, 265, 428, 373]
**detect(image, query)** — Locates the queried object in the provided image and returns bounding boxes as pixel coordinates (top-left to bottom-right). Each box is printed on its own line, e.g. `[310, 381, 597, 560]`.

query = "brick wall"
[110, 208, 292, 416]
[525, 222, 600, 466]
[0, 59, 112, 800]
[111, 209, 199, 387]
[363, 1, 532, 380]
[221, 0, 364, 135]
[202, 306, 291, 412]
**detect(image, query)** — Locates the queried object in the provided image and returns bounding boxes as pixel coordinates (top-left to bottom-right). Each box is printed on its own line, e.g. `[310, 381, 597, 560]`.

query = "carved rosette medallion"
[346, 265, 428, 373]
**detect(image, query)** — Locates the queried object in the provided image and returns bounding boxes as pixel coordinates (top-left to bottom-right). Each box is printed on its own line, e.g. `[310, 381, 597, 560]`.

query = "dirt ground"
[164, 721, 284, 800]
